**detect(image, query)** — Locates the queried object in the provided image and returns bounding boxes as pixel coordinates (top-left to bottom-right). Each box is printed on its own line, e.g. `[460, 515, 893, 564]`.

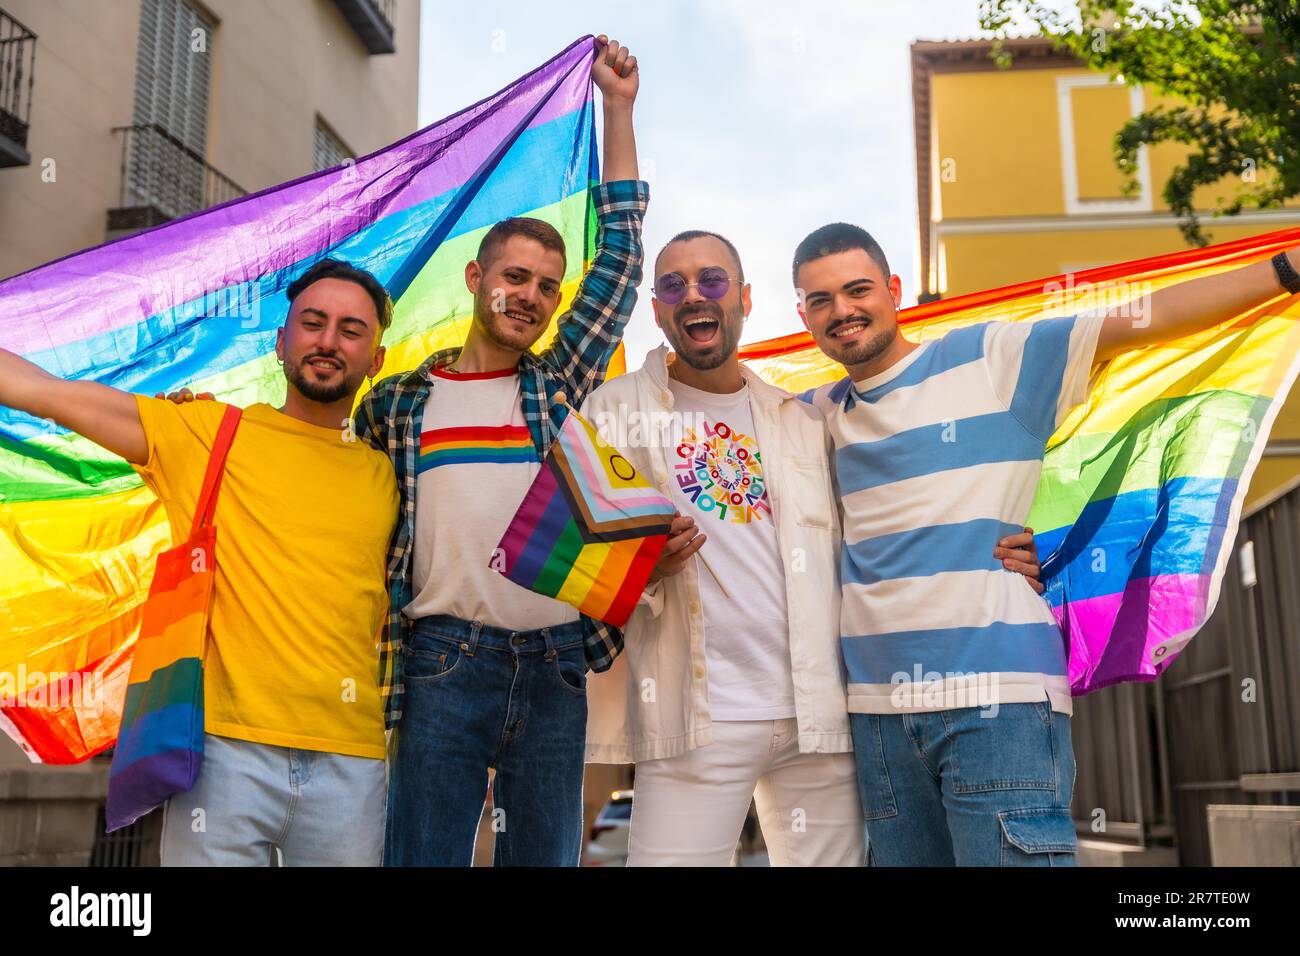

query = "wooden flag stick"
[697, 552, 729, 599]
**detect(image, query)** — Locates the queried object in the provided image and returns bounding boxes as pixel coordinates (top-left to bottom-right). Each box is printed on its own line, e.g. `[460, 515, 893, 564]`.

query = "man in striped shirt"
[796, 222, 1300, 866]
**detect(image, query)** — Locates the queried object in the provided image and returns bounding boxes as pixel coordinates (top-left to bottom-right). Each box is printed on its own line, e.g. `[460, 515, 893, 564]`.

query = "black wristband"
[1273, 251, 1300, 295]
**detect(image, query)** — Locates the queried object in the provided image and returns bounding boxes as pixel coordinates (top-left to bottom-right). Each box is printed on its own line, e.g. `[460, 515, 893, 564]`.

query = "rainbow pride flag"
[0, 37, 606, 764]
[741, 228, 1300, 694]
[495, 410, 676, 628]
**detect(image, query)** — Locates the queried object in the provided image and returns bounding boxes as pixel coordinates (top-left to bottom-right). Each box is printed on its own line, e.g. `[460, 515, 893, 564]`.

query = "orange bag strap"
[190, 405, 243, 537]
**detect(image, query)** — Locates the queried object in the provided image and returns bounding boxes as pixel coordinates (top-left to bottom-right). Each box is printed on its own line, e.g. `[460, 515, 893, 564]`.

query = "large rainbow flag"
[495, 409, 676, 628]
[0, 37, 606, 764]
[742, 228, 1300, 694]
[3, 32, 1298, 766]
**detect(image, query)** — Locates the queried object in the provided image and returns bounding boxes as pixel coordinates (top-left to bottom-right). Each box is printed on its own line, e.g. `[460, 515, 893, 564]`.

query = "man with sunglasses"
[580, 230, 1043, 865]
[357, 36, 647, 867]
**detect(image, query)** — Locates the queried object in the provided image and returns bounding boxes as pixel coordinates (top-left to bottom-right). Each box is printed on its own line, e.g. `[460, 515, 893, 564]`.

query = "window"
[314, 119, 354, 172]
[1055, 74, 1153, 216]
[128, 0, 215, 216]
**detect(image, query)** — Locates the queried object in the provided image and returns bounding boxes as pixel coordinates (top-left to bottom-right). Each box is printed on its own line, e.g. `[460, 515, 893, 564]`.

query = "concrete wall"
[0, 763, 109, 865]
[203, 0, 421, 196]
[0, 0, 142, 281]
[1207, 805, 1300, 866]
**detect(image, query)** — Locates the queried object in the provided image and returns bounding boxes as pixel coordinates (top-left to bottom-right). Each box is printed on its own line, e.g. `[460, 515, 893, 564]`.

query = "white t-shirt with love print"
[666, 377, 795, 721]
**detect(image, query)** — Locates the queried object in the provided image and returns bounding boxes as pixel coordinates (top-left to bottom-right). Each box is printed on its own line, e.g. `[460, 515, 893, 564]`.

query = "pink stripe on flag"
[557, 421, 674, 514]
[1056, 573, 1210, 693]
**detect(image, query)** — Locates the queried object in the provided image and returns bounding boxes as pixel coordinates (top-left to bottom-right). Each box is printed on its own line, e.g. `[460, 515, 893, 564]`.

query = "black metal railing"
[331, 0, 397, 54]
[110, 123, 246, 227]
[0, 7, 36, 165]
[88, 804, 146, 867]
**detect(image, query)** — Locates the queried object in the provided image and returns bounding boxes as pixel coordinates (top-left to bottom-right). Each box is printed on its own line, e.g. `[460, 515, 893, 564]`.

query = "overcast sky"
[417, 0, 993, 366]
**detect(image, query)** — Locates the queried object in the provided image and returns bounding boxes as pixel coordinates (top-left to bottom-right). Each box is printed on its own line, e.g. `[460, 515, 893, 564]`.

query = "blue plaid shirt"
[357, 179, 649, 729]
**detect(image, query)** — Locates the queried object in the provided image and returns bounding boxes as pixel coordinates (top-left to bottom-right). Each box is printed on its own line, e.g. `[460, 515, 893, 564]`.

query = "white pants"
[627, 718, 865, 866]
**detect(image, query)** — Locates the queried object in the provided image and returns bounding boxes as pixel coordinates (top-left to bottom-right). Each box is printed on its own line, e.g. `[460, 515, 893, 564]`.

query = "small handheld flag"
[494, 409, 676, 628]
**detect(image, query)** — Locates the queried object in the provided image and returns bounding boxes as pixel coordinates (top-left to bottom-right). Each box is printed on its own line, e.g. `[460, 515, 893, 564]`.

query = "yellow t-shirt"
[133, 398, 397, 759]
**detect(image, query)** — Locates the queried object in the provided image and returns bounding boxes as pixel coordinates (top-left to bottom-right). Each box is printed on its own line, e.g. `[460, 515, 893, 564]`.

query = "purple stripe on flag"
[0, 36, 595, 356]
[105, 746, 200, 831]
[499, 461, 560, 575]
[506, 466, 575, 588]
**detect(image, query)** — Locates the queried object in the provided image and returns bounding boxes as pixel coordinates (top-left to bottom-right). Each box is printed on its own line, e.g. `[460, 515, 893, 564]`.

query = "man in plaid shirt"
[358, 36, 647, 866]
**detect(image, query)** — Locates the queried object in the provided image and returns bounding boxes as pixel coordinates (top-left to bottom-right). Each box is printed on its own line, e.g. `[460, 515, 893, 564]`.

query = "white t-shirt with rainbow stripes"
[407, 365, 579, 630]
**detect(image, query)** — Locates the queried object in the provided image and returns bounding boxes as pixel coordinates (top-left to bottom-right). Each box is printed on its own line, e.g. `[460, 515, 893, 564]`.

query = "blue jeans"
[384, 614, 589, 867]
[851, 701, 1078, 866]
[161, 734, 385, 866]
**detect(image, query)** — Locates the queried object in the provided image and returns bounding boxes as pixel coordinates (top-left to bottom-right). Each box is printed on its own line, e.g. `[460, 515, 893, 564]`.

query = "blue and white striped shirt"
[803, 314, 1104, 714]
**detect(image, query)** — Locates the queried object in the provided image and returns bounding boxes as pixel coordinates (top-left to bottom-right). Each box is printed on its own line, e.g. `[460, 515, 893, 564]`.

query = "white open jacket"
[582, 345, 852, 764]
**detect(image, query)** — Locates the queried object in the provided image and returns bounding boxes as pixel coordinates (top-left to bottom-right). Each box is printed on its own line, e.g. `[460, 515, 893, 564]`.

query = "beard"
[665, 299, 743, 371]
[473, 291, 545, 353]
[284, 354, 365, 404]
[823, 316, 897, 368]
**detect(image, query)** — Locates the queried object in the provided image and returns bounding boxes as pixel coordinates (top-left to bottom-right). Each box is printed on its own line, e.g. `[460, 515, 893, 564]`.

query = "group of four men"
[4, 36, 1299, 866]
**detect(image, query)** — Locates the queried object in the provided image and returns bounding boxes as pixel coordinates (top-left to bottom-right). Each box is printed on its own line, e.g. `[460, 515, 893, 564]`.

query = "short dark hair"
[476, 217, 567, 274]
[792, 223, 891, 287]
[655, 229, 744, 279]
[286, 258, 393, 331]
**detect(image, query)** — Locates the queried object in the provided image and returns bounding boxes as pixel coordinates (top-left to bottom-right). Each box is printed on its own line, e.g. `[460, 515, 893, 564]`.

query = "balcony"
[0, 8, 36, 167]
[331, 0, 397, 55]
[107, 124, 246, 234]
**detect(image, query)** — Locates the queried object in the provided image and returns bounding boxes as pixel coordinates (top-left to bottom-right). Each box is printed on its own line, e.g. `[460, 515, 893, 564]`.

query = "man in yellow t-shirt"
[0, 259, 397, 865]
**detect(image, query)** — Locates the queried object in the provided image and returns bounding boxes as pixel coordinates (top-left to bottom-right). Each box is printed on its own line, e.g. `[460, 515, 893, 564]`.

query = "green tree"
[978, 1, 1299, 245]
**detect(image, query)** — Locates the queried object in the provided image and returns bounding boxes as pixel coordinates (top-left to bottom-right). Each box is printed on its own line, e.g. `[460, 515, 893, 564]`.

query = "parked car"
[582, 789, 772, 866]
[584, 789, 633, 866]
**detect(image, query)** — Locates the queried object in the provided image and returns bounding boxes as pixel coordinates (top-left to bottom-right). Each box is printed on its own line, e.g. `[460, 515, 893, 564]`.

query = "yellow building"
[913, 38, 1300, 866]
[911, 37, 1300, 510]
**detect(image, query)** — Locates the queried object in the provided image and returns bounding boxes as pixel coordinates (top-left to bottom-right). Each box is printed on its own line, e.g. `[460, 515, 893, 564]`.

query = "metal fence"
[88, 805, 149, 867]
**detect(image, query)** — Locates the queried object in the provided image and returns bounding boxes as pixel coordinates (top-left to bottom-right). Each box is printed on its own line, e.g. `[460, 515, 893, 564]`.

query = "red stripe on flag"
[604, 533, 667, 628]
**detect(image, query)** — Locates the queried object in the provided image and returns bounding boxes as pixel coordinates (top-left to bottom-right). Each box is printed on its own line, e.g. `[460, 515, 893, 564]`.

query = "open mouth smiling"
[681, 312, 721, 345]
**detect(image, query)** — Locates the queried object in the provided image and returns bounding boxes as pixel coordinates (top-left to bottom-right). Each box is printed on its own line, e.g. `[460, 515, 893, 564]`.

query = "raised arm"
[1095, 246, 1300, 364]
[538, 36, 648, 404]
[0, 347, 148, 464]
[595, 36, 638, 184]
